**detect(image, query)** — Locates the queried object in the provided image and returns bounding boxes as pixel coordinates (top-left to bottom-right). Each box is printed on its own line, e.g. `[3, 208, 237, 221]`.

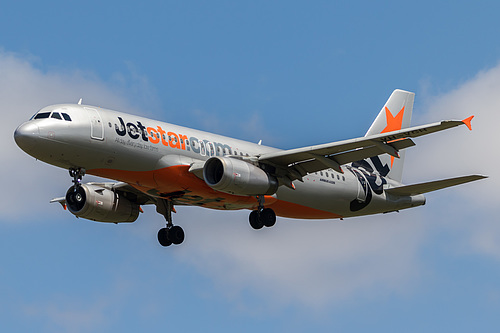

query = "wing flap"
[385, 175, 487, 196]
[335, 138, 415, 165]
[272, 137, 417, 177]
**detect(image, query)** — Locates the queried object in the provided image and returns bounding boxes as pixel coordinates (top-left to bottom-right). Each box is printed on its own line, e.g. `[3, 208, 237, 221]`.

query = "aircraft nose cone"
[14, 122, 39, 153]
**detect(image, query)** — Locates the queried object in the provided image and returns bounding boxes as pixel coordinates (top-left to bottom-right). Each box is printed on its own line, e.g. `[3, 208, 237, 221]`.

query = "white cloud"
[0, 51, 146, 222]
[176, 207, 425, 309]
[410, 64, 500, 259]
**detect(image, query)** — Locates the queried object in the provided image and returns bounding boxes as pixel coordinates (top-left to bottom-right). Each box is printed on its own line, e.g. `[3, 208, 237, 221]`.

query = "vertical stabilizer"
[364, 89, 414, 182]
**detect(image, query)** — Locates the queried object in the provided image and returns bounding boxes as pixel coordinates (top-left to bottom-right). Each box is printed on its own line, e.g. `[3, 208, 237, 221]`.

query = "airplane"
[14, 89, 486, 247]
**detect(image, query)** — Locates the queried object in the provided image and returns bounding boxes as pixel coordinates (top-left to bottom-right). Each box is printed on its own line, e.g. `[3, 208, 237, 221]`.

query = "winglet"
[462, 115, 474, 131]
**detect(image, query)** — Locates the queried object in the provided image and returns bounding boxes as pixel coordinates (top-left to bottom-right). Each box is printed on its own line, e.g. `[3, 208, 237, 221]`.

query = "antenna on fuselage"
[78, 98, 82, 105]
[258, 140, 262, 145]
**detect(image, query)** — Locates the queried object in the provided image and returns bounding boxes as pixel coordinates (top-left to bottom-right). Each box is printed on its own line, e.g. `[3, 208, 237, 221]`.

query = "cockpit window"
[34, 112, 51, 119]
[32, 111, 72, 121]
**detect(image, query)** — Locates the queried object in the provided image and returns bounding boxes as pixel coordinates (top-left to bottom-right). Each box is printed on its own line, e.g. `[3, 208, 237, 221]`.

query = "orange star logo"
[381, 106, 405, 167]
[381, 106, 405, 134]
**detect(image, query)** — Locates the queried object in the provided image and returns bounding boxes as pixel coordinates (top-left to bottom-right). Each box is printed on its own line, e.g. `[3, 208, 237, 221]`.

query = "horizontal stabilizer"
[385, 175, 487, 196]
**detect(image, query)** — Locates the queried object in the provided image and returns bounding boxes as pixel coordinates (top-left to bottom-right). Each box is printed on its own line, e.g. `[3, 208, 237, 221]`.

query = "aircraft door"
[85, 108, 104, 141]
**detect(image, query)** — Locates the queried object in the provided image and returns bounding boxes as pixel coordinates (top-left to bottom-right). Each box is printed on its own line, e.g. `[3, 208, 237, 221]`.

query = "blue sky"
[1, 1, 499, 332]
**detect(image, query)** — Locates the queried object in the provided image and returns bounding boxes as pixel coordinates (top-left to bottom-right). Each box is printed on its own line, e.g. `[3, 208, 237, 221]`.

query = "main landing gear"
[156, 199, 185, 246]
[249, 195, 276, 230]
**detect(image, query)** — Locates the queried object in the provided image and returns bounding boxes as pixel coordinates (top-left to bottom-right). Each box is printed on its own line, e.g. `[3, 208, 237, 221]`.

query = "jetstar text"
[114, 117, 233, 157]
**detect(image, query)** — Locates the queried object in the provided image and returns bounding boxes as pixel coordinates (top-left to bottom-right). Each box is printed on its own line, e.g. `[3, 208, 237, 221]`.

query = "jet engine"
[203, 156, 278, 196]
[65, 184, 139, 223]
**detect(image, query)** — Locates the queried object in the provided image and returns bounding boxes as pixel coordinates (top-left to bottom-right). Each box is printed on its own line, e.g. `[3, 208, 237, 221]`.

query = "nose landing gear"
[69, 167, 86, 190]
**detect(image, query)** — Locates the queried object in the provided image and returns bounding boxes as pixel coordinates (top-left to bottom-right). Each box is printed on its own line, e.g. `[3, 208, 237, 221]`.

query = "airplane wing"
[257, 117, 474, 179]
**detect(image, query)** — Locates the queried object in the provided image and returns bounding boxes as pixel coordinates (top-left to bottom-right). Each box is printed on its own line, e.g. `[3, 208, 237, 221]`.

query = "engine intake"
[203, 157, 278, 196]
[65, 184, 139, 223]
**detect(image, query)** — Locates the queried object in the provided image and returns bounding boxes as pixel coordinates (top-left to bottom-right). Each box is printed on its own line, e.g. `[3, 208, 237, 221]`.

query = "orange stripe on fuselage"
[88, 165, 342, 219]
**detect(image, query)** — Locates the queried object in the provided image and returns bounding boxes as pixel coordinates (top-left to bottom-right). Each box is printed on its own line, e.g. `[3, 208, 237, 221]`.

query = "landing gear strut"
[69, 167, 86, 190]
[249, 195, 276, 230]
[156, 199, 185, 246]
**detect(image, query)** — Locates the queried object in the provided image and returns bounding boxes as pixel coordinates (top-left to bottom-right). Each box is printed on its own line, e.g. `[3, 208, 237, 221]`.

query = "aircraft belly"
[88, 165, 261, 210]
[87, 164, 341, 217]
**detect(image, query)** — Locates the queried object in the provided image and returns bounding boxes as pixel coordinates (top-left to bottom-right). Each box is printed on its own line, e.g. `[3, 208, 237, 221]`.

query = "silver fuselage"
[14, 104, 425, 219]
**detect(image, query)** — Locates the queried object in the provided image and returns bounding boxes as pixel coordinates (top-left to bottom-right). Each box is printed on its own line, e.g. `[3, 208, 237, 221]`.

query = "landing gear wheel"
[249, 210, 264, 230]
[158, 228, 172, 247]
[261, 208, 276, 227]
[169, 225, 185, 245]
[156, 199, 185, 247]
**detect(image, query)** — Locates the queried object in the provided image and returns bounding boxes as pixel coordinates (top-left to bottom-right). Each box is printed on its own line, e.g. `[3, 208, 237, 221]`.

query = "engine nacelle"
[203, 156, 278, 196]
[65, 184, 139, 223]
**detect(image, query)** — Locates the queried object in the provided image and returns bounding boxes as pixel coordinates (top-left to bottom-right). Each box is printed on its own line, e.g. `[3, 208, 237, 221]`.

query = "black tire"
[261, 208, 276, 227]
[158, 228, 172, 247]
[169, 225, 185, 245]
[249, 210, 264, 229]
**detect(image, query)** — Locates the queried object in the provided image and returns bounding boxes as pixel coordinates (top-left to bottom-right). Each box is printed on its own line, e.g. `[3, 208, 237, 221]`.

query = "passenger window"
[34, 112, 51, 119]
[62, 113, 72, 121]
[200, 141, 206, 156]
[51, 112, 62, 120]
[320, 172, 323, 176]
